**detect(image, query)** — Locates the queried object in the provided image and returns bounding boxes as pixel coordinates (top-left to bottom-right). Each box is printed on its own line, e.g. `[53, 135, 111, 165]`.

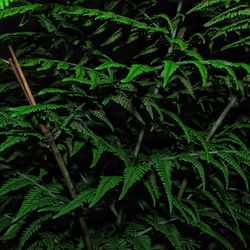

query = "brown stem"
[8, 45, 92, 250]
[177, 96, 237, 200]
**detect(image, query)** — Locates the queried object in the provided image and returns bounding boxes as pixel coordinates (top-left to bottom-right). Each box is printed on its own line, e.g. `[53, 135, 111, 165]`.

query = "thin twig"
[8, 45, 92, 250]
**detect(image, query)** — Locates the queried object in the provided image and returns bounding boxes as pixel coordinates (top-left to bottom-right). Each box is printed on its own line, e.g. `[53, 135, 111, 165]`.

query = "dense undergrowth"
[0, 0, 250, 249]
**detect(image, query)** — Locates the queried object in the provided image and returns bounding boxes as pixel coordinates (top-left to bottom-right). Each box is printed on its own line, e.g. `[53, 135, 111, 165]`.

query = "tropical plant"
[0, 0, 249, 249]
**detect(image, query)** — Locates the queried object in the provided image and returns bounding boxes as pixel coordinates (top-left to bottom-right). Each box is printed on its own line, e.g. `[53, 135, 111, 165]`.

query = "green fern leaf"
[202, 190, 222, 213]
[185, 50, 204, 61]
[111, 95, 145, 125]
[0, 4, 42, 18]
[199, 152, 229, 189]
[165, 111, 191, 143]
[0, 222, 22, 240]
[13, 196, 56, 223]
[206, 60, 240, 90]
[143, 174, 160, 207]
[142, 97, 154, 119]
[95, 60, 126, 70]
[89, 176, 122, 207]
[119, 164, 151, 200]
[69, 140, 85, 157]
[0, 136, 28, 153]
[19, 214, 51, 247]
[163, 60, 179, 87]
[149, 220, 182, 250]
[53, 189, 95, 218]
[0, 175, 34, 197]
[216, 152, 249, 191]
[221, 36, 250, 50]
[101, 28, 122, 46]
[37, 14, 56, 32]
[126, 235, 151, 250]
[121, 64, 155, 83]
[91, 110, 114, 131]
[168, 38, 188, 51]
[38, 88, 69, 95]
[90, 140, 106, 168]
[173, 198, 198, 223]
[154, 14, 173, 33]
[183, 60, 208, 86]
[179, 154, 206, 191]
[10, 104, 66, 117]
[187, 0, 232, 14]
[133, 43, 158, 59]
[197, 222, 234, 250]
[152, 157, 173, 213]
[0, 0, 14, 9]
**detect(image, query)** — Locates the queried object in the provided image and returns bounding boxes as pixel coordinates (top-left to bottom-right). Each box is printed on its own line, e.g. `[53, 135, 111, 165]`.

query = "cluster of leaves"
[0, 0, 249, 249]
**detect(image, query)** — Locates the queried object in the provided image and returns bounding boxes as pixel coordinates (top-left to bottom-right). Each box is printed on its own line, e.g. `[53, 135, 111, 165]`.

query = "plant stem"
[8, 45, 92, 250]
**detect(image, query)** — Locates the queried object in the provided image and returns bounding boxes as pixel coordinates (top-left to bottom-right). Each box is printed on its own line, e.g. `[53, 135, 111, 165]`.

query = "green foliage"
[0, 0, 249, 249]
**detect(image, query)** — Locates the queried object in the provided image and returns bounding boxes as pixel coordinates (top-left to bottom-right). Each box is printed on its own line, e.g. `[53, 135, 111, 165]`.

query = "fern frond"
[199, 152, 229, 188]
[19, 214, 52, 247]
[187, 0, 235, 14]
[37, 14, 56, 33]
[0, 216, 11, 232]
[202, 190, 222, 213]
[0, 136, 28, 153]
[0, 221, 23, 240]
[13, 195, 57, 223]
[153, 14, 173, 34]
[10, 104, 66, 117]
[119, 163, 151, 200]
[221, 36, 250, 50]
[0, 4, 42, 18]
[95, 60, 126, 70]
[0, 175, 36, 197]
[142, 97, 154, 119]
[173, 198, 198, 224]
[143, 173, 160, 207]
[125, 235, 151, 250]
[0, 0, 15, 10]
[101, 28, 123, 46]
[211, 177, 238, 226]
[163, 60, 179, 87]
[211, 19, 250, 40]
[69, 140, 85, 157]
[152, 157, 173, 213]
[216, 151, 249, 191]
[102, 236, 131, 249]
[195, 221, 234, 250]
[165, 111, 191, 143]
[205, 60, 240, 90]
[121, 64, 155, 83]
[179, 154, 206, 191]
[40, 232, 60, 250]
[59, 6, 169, 35]
[38, 88, 69, 95]
[148, 219, 182, 250]
[111, 94, 145, 125]
[133, 43, 158, 59]
[213, 133, 248, 151]
[91, 110, 114, 131]
[90, 139, 106, 168]
[204, 5, 249, 27]
[53, 189, 95, 218]
[180, 60, 208, 87]
[89, 176, 122, 207]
